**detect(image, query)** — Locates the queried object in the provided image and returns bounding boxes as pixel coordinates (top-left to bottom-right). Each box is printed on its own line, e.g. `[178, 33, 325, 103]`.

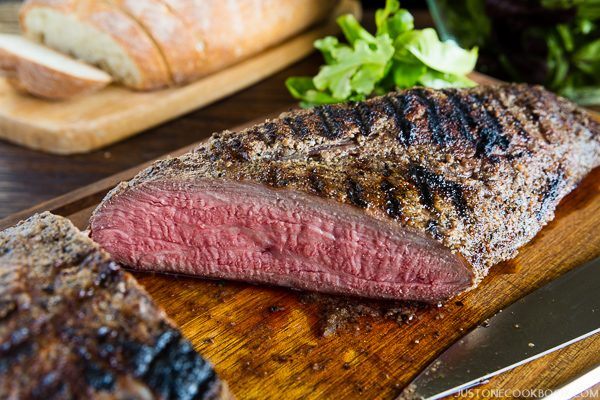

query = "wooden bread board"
[1, 79, 599, 399]
[0, 0, 360, 155]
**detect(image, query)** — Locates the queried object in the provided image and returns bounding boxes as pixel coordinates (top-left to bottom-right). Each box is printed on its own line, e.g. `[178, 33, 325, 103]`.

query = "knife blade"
[398, 256, 600, 400]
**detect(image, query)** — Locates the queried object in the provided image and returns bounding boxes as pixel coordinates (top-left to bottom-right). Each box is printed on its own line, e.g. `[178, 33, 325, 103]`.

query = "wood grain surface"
[1, 113, 598, 400]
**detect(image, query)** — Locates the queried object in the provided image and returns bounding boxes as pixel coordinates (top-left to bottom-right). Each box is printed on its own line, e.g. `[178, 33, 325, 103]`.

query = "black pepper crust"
[0, 213, 228, 400]
[95, 84, 600, 286]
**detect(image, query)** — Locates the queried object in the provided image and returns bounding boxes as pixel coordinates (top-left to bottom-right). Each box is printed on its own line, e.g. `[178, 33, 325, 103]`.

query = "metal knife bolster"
[399, 256, 600, 400]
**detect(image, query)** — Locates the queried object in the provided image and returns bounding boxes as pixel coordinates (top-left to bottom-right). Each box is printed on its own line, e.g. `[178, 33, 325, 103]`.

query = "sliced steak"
[90, 84, 600, 303]
[0, 212, 228, 400]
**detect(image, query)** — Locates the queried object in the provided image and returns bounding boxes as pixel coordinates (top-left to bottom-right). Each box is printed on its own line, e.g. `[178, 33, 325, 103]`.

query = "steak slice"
[0, 212, 228, 400]
[90, 84, 600, 303]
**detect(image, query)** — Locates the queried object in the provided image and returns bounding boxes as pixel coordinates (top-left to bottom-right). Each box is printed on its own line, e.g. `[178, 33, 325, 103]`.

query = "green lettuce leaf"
[391, 61, 426, 88]
[375, 0, 414, 38]
[314, 36, 340, 65]
[285, 77, 343, 108]
[285, 0, 478, 107]
[400, 28, 478, 75]
[313, 35, 394, 99]
[336, 14, 376, 46]
[417, 70, 477, 89]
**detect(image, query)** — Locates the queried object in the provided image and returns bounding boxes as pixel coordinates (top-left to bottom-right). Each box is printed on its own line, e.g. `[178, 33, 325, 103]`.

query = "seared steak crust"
[95, 84, 600, 287]
[0, 213, 226, 400]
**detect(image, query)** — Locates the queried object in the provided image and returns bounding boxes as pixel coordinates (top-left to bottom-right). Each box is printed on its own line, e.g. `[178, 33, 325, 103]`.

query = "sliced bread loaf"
[20, 0, 171, 90]
[160, 0, 338, 76]
[19, 0, 339, 90]
[108, 0, 203, 85]
[0, 34, 111, 99]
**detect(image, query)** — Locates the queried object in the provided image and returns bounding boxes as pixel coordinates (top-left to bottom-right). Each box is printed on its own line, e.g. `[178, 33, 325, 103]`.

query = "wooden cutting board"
[0, 0, 360, 155]
[1, 84, 599, 399]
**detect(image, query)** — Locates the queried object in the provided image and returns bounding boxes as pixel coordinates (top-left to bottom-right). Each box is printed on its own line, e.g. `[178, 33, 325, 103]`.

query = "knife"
[399, 256, 600, 400]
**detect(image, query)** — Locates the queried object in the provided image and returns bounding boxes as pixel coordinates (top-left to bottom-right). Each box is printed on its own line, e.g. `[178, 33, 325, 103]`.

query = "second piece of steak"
[90, 84, 600, 303]
[0, 212, 228, 400]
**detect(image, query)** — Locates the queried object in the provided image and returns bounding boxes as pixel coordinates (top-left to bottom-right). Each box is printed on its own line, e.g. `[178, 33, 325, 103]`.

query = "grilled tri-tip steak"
[90, 84, 600, 303]
[0, 212, 228, 400]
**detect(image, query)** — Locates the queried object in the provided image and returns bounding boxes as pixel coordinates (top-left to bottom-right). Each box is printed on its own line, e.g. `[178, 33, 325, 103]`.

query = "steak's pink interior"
[90, 180, 473, 302]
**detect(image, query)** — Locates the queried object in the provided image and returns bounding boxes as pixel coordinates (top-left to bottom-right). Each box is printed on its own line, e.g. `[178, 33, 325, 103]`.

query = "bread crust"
[0, 47, 17, 71]
[0, 34, 111, 99]
[109, 0, 203, 85]
[159, 0, 338, 76]
[14, 57, 111, 100]
[20, 0, 172, 90]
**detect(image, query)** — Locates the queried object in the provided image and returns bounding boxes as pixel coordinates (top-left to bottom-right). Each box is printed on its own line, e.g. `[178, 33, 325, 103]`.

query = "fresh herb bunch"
[431, 0, 600, 105]
[286, 0, 478, 107]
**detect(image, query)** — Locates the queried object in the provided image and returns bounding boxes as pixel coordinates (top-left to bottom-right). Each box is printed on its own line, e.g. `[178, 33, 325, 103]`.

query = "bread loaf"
[20, 0, 338, 90]
[0, 34, 111, 99]
[108, 0, 204, 84]
[20, 0, 172, 90]
[160, 0, 339, 76]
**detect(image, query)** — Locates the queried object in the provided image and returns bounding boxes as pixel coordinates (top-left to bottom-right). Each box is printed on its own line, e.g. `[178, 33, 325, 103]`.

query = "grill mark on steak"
[426, 220, 442, 240]
[0, 213, 227, 400]
[308, 168, 326, 194]
[380, 179, 403, 220]
[537, 168, 565, 221]
[506, 85, 554, 144]
[444, 90, 477, 143]
[482, 92, 529, 141]
[408, 164, 469, 218]
[469, 94, 511, 158]
[385, 95, 416, 146]
[265, 165, 290, 188]
[315, 105, 343, 139]
[283, 115, 309, 138]
[90, 84, 600, 302]
[261, 122, 279, 145]
[84, 361, 115, 391]
[353, 102, 374, 136]
[131, 328, 216, 400]
[346, 178, 368, 208]
[413, 88, 448, 146]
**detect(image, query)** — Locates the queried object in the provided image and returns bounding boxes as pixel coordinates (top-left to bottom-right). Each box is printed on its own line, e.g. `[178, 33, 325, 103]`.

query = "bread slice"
[0, 47, 17, 72]
[108, 0, 203, 85]
[159, 0, 338, 76]
[20, 0, 171, 90]
[0, 34, 111, 99]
